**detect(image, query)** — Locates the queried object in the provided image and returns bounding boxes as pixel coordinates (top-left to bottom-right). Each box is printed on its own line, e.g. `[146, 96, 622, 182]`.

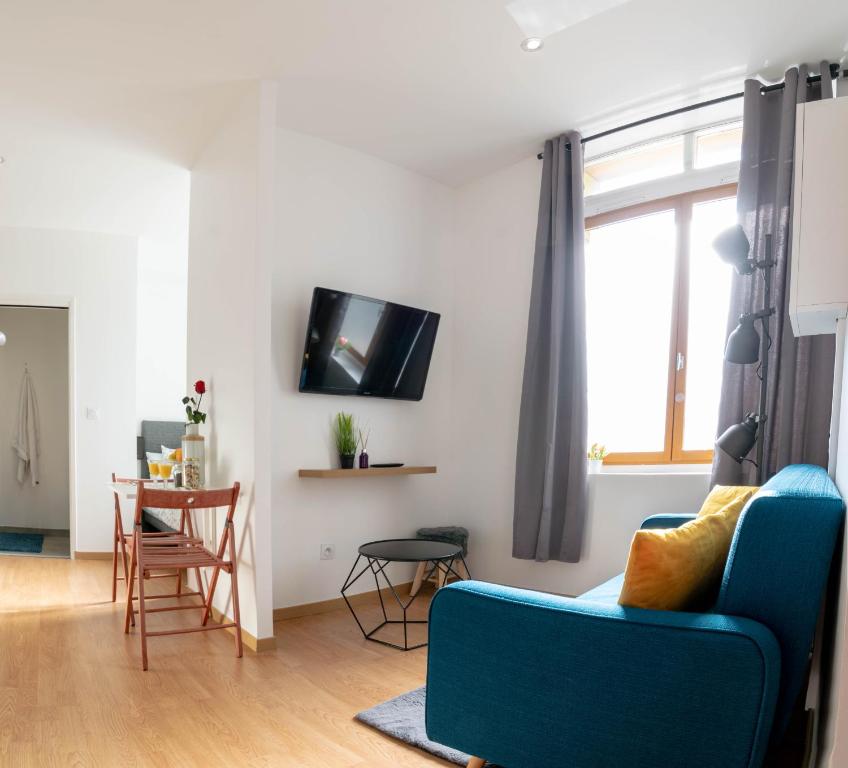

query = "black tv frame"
[297, 287, 440, 401]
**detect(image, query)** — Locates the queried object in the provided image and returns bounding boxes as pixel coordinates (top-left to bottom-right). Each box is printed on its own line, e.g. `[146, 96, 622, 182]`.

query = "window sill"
[593, 464, 711, 477]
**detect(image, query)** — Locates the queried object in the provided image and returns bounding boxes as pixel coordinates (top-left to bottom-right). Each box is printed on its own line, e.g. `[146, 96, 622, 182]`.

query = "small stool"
[410, 526, 469, 596]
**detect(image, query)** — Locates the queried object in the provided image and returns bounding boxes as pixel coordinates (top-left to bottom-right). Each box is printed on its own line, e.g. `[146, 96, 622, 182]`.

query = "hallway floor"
[0, 526, 69, 558]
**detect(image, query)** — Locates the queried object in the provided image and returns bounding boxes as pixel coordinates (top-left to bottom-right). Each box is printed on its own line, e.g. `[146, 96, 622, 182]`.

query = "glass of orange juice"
[147, 460, 160, 483]
[159, 462, 174, 486]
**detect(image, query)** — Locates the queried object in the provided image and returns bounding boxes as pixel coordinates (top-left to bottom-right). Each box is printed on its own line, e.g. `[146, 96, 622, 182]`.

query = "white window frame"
[583, 121, 741, 217]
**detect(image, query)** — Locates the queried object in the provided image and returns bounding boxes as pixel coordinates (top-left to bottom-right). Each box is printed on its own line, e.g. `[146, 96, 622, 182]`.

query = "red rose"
[194, 380, 206, 395]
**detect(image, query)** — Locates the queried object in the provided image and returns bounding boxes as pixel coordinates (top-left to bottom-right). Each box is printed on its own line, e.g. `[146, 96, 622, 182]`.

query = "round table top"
[358, 538, 462, 562]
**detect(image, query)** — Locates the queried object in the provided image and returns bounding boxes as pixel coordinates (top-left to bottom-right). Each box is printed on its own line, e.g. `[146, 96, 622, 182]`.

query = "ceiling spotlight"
[0, 331, 6, 346]
[521, 37, 544, 52]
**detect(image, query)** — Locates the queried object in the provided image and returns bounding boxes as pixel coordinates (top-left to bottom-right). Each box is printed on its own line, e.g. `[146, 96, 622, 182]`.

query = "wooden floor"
[0, 555, 449, 767]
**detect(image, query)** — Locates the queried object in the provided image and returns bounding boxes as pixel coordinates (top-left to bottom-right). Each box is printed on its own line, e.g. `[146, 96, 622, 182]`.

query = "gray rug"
[355, 686, 498, 766]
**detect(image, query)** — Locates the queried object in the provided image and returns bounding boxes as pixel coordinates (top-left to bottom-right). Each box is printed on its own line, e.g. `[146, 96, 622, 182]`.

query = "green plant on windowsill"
[334, 412, 357, 469]
[587, 443, 608, 474]
[587, 443, 609, 461]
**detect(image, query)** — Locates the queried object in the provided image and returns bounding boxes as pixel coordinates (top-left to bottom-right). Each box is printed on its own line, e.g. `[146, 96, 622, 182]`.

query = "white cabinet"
[789, 96, 848, 336]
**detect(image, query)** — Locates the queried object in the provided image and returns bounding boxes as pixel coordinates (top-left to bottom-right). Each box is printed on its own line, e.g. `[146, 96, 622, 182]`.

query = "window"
[584, 121, 742, 198]
[583, 136, 685, 196]
[585, 185, 737, 464]
[693, 122, 743, 169]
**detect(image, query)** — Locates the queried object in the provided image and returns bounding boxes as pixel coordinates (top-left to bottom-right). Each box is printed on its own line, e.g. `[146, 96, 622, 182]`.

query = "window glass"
[584, 136, 684, 196]
[694, 122, 743, 169]
[585, 209, 677, 453]
[682, 195, 737, 450]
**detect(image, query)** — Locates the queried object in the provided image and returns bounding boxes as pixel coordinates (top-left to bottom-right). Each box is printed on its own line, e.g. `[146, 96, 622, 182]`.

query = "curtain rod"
[536, 63, 846, 159]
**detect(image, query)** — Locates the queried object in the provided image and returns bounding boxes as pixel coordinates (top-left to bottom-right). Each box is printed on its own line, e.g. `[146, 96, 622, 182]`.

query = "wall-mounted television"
[298, 287, 440, 400]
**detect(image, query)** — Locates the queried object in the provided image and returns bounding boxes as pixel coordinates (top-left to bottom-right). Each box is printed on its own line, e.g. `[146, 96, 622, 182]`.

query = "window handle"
[676, 352, 685, 371]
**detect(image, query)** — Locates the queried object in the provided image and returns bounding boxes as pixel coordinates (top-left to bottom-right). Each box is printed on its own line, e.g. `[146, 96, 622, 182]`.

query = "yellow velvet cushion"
[618, 485, 758, 611]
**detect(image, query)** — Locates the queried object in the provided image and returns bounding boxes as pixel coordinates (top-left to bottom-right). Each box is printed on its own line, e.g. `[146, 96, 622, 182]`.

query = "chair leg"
[124, 542, 138, 633]
[201, 565, 221, 627]
[176, 510, 186, 596]
[467, 758, 486, 768]
[136, 562, 149, 671]
[410, 562, 426, 597]
[185, 511, 206, 604]
[119, 536, 130, 589]
[226, 522, 243, 658]
[111, 514, 120, 603]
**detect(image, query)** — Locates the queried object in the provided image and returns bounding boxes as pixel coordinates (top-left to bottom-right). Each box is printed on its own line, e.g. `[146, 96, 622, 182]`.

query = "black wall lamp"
[713, 224, 774, 484]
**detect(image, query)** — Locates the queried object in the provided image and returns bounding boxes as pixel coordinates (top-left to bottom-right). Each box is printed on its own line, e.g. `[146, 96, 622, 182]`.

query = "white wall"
[187, 82, 276, 641]
[0, 118, 189, 424]
[215, 92, 710, 619]
[266, 140, 710, 609]
[449, 156, 710, 596]
[0, 228, 137, 552]
[0, 306, 69, 531]
[271, 129, 455, 608]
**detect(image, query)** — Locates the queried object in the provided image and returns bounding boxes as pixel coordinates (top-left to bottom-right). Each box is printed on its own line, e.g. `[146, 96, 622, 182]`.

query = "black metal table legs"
[340, 554, 470, 651]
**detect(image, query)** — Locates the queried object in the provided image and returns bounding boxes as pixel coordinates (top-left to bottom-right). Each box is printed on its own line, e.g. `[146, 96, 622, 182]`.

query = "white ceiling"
[0, 1, 846, 186]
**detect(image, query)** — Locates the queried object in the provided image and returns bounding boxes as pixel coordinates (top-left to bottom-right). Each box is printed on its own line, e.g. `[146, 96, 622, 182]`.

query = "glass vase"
[182, 423, 206, 489]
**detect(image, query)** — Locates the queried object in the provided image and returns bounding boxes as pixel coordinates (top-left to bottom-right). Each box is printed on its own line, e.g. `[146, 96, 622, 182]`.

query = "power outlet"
[320, 543, 336, 561]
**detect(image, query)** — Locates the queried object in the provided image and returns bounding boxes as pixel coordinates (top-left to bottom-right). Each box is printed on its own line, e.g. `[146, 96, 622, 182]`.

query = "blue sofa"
[425, 465, 844, 768]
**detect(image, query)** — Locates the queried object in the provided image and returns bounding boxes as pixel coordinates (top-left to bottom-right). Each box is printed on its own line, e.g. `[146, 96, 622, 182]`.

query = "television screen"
[298, 287, 440, 400]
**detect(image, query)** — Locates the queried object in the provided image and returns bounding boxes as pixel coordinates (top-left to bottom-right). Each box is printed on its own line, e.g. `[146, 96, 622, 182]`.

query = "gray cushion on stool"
[416, 526, 469, 556]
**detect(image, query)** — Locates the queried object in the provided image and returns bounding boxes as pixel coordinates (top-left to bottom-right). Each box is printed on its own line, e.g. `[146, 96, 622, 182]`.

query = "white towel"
[11, 371, 40, 486]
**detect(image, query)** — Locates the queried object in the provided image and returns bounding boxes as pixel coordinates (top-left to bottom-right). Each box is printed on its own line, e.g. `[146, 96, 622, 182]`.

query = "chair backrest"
[132, 484, 240, 528]
[715, 464, 844, 739]
[112, 473, 147, 520]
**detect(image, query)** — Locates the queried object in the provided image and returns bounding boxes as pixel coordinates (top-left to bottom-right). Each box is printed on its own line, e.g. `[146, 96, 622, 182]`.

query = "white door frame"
[0, 296, 76, 556]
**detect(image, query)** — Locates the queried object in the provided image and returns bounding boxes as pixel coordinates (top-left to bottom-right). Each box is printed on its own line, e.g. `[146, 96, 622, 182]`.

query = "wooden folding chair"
[110, 474, 201, 609]
[123, 483, 242, 670]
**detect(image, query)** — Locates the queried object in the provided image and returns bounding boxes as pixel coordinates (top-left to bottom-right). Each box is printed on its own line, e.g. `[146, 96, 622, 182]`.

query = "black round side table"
[340, 538, 470, 651]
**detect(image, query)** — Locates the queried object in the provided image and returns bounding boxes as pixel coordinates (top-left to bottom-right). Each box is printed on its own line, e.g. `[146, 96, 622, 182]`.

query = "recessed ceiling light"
[521, 37, 544, 52]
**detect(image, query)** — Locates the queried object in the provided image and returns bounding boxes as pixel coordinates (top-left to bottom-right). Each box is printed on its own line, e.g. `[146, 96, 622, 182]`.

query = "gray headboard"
[137, 420, 185, 479]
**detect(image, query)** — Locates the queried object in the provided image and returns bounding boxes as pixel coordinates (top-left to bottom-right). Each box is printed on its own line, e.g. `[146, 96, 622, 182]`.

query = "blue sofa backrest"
[715, 464, 844, 739]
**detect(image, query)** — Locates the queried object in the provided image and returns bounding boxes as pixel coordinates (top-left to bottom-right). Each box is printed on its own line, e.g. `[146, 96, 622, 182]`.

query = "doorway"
[0, 306, 70, 558]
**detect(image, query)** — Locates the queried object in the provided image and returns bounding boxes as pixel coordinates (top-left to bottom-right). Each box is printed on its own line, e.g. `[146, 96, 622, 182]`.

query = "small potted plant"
[334, 412, 357, 469]
[587, 443, 608, 474]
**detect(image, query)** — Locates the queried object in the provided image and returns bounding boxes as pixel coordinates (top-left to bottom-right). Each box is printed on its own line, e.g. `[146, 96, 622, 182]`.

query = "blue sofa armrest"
[426, 581, 780, 768]
[640, 513, 697, 529]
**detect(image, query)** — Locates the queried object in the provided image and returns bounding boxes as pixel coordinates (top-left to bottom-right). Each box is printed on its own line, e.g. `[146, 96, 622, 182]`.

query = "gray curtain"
[514, 132, 587, 562]
[712, 63, 836, 485]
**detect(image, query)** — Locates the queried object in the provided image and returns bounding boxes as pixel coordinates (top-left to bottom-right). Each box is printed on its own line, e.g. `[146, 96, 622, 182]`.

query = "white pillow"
[145, 451, 162, 462]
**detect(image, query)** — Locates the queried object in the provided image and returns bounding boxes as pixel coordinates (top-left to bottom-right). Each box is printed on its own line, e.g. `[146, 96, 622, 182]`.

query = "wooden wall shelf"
[298, 466, 437, 479]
